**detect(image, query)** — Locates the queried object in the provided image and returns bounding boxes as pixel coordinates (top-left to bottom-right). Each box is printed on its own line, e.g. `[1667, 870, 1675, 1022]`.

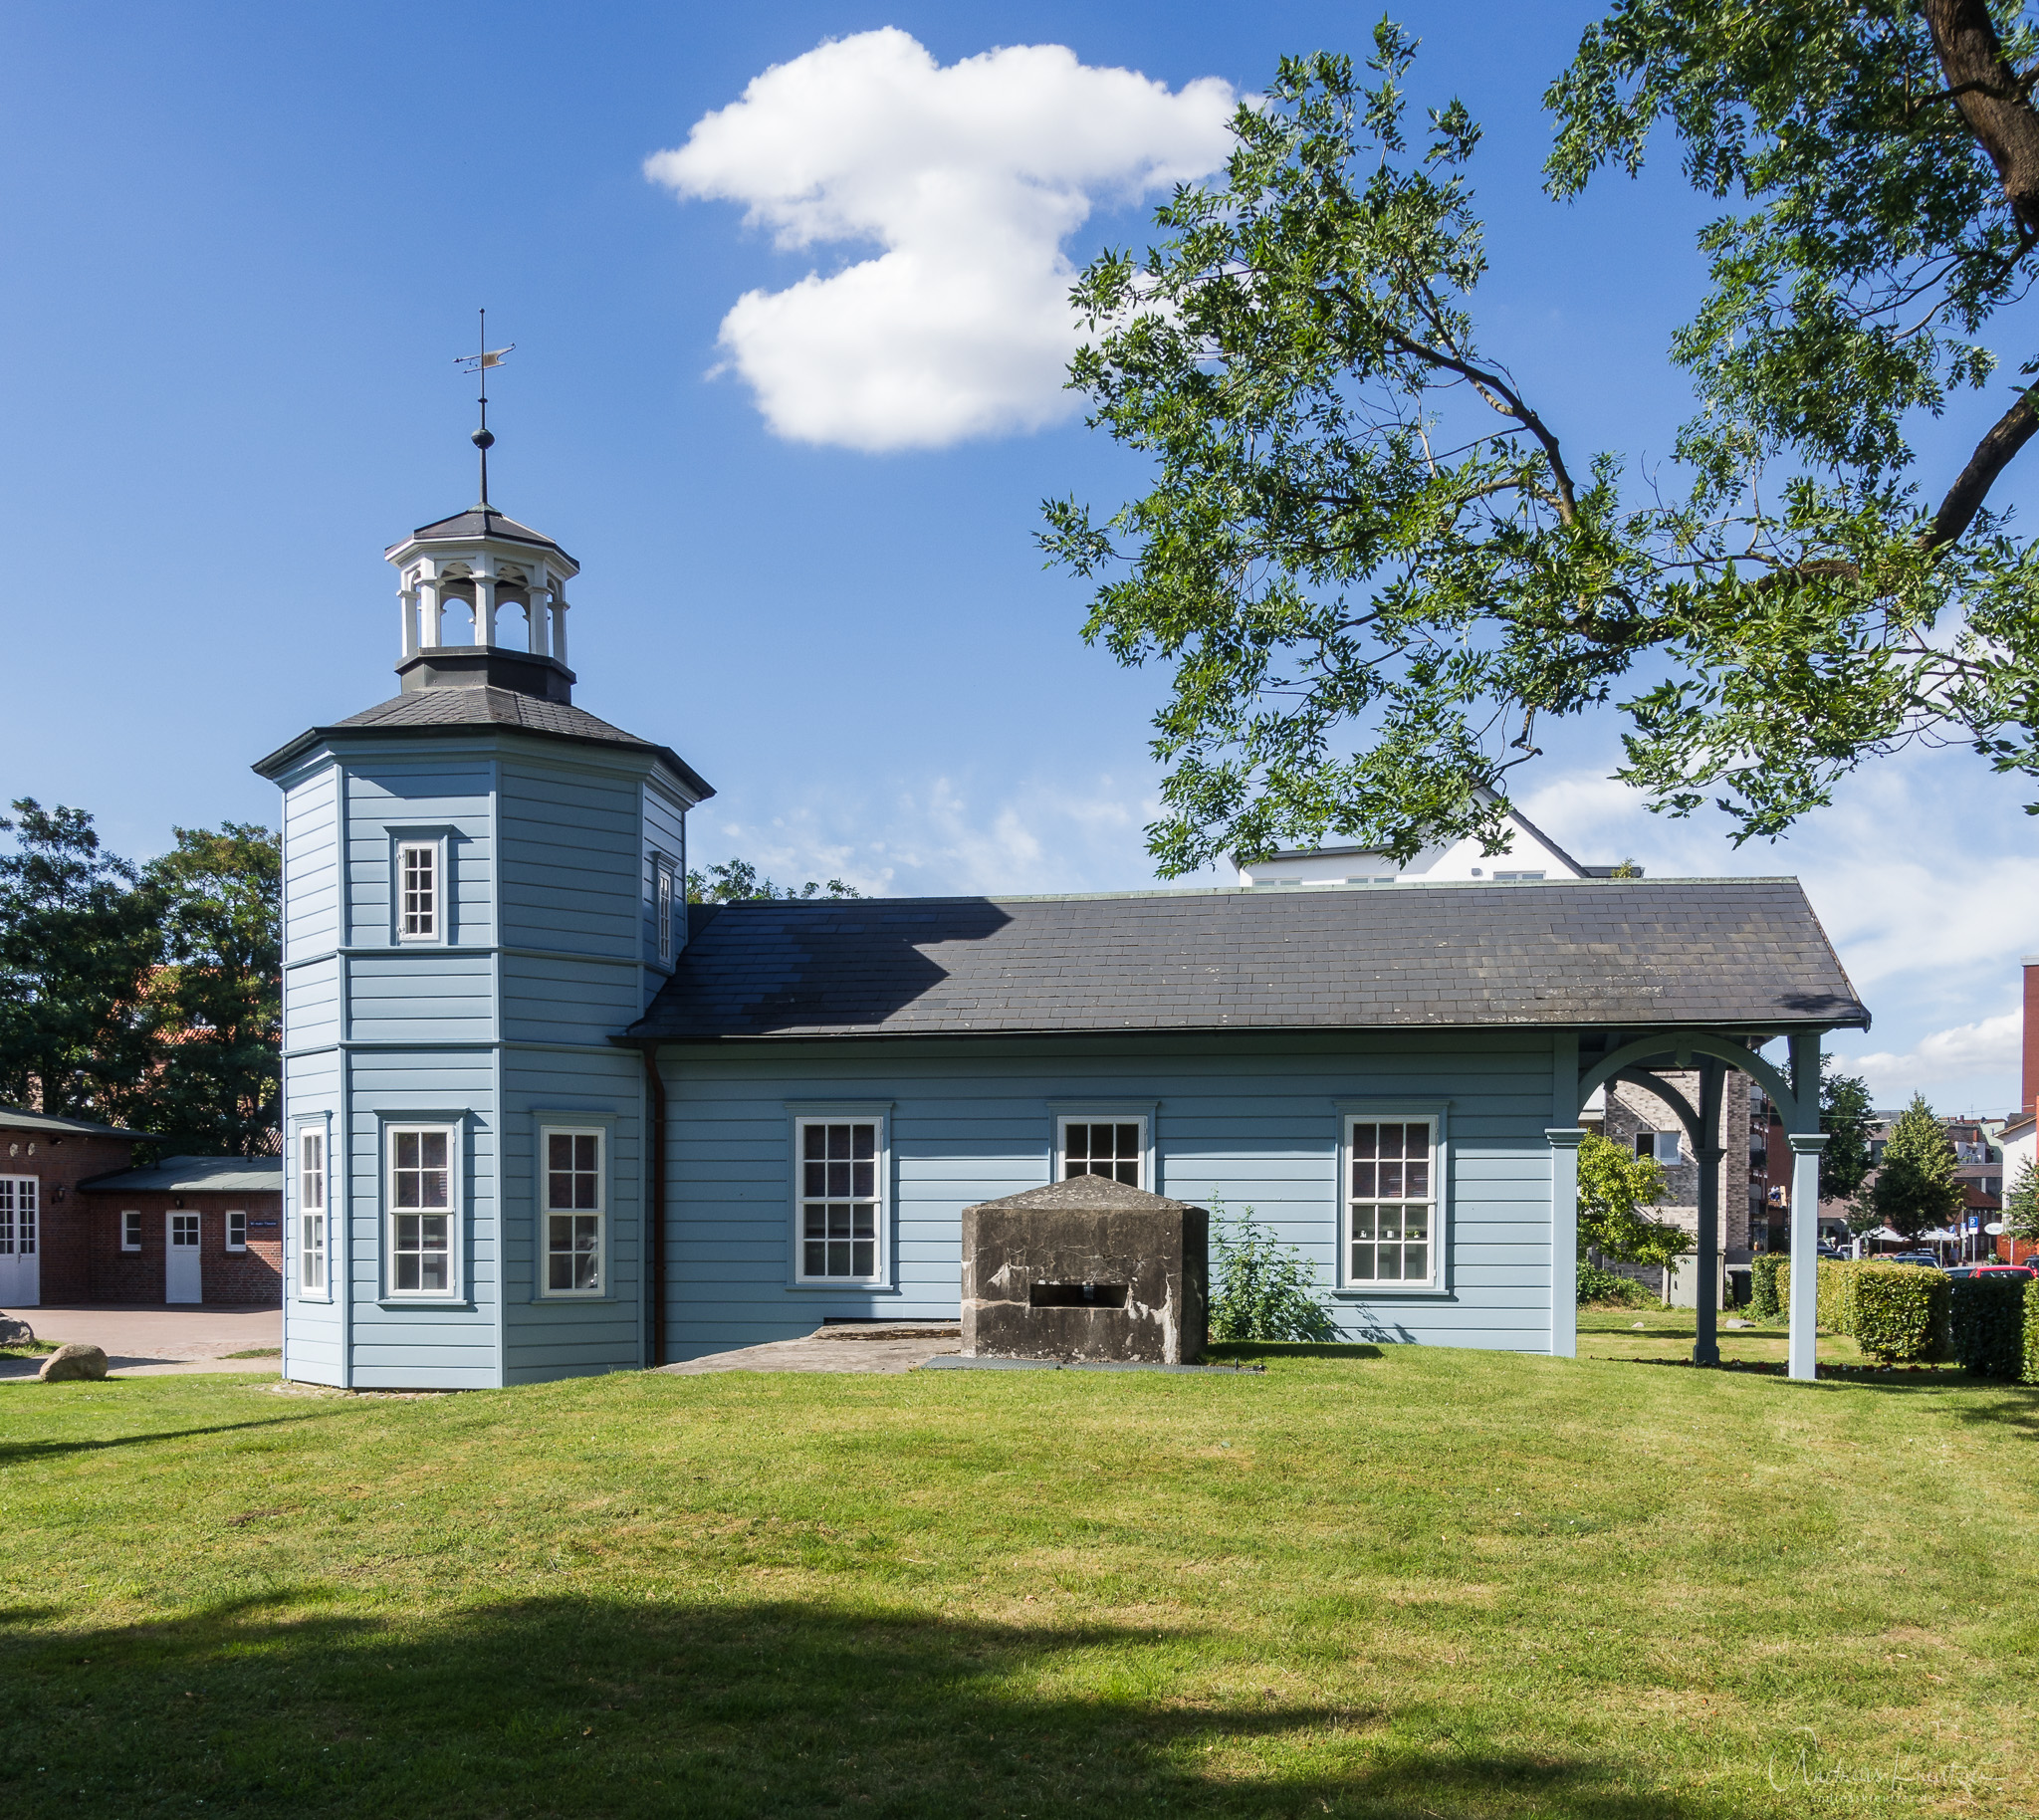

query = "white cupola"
[385, 508, 581, 705]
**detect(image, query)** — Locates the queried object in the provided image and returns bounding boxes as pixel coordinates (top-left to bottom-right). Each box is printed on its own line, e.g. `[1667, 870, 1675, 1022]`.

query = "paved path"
[657, 1324, 960, 1376]
[1, 1303, 281, 1380]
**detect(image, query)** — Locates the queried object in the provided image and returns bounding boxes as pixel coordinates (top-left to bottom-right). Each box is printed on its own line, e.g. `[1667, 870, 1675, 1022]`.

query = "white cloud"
[1850, 1010, 2022, 1109]
[645, 29, 1236, 450]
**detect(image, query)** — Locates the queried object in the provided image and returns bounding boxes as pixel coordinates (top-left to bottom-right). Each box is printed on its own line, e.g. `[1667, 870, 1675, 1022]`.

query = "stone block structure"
[960, 1175, 1208, 1364]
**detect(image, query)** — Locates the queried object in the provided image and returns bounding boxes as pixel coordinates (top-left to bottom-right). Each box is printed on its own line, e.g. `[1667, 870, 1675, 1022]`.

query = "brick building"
[0, 1104, 155, 1306]
[0, 1102, 283, 1308]
[77, 1156, 283, 1305]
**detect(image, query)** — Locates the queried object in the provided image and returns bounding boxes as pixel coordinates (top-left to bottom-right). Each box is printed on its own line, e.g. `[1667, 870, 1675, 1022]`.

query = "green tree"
[1869, 1092, 1965, 1241]
[1819, 1064, 1877, 1206]
[0, 799, 161, 1121]
[2002, 1156, 2039, 1249]
[134, 823, 282, 1157]
[1045, 13, 2039, 874]
[687, 858, 863, 903]
[1577, 1130, 1689, 1278]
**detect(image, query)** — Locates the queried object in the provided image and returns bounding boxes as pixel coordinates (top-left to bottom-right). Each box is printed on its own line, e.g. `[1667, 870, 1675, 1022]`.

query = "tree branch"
[1927, 385, 2039, 547]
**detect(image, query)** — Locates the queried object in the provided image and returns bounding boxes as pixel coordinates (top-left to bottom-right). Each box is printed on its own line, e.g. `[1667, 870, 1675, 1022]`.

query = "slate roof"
[251, 685, 715, 799]
[0, 1103, 152, 1140]
[78, 1155, 284, 1195]
[625, 878, 1868, 1042]
[387, 506, 570, 559]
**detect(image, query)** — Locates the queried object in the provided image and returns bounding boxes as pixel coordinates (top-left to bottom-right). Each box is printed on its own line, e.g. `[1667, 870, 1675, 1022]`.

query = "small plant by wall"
[1209, 1209, 1338, 1343]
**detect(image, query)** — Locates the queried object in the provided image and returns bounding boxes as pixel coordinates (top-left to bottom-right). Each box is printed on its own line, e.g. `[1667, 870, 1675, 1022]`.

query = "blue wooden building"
[257, 493, 1870, 1390]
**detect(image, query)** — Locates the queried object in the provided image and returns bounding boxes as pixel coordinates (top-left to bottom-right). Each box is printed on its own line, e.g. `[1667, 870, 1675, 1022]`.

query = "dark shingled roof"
[388, 507, 570, 559]
[251, 685, 714, 799]
[0, 1102, 153, 1140]
[626, 878, 1867, 1042]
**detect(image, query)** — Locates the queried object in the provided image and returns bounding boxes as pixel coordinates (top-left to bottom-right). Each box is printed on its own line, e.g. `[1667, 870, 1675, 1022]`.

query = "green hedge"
[1749, 1254, 1784, 1320]
[1850, 1264, 1949, 1364]
[1950, 1276, 2028, 1378]
[1816, 1259, 1860, 1334]
[2025, 1278, 2039, 1384]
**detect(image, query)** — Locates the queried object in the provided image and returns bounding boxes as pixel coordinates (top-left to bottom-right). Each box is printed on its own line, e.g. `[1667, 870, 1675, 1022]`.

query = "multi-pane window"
[1636, 1131, 1682, 1165]
[300, 1128, 327, 1293]
[226, 1211, 248, 1252]
[398, 841, 438, 940]
[122, 1210, 142, 1252]
[1061, 1121, 1142, 1187]
[1347, 1120, 1437, 1286]
[655, 859, 675, 965]
[798, 1120, 879, 1280]
[0, 1177, 36, 1258]
[388, 1127, 453, 1295]
[544, 1129, 603, 1295]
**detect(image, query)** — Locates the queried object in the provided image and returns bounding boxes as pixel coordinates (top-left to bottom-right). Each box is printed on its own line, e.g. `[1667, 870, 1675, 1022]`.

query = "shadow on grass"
[0, 1416, 327, 1469]
[0, 1593, 1711, 1820]
[1203, 1342, 1386, 1362]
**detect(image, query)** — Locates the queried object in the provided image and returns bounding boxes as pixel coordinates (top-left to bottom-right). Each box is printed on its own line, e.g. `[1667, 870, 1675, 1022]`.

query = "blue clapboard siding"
[276, 724, 684, 1390]
[659, 1030, 1560, 1359]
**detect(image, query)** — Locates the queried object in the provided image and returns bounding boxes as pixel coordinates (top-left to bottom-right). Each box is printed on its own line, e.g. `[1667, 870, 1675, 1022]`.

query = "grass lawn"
[3, 1347, 2035, 1819]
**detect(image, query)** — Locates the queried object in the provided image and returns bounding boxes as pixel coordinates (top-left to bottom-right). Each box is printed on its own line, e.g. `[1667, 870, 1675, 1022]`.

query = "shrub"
[1577, 1262, 1653, 1307]
[1950, 1276, 2028, 1379]
[1209, 1209, 1338, 1343]
[2025, 1278, 2039, 1385]
[1815, 1258, 1860, 1334]
[1749, 1254, 1784, 1320]
[1850, 1263, 1949, 1364]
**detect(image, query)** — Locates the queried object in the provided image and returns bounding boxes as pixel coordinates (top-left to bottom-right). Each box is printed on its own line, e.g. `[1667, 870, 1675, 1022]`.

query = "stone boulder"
[0, 1314, 34, 1347]
[38, 1343, 110, 1382]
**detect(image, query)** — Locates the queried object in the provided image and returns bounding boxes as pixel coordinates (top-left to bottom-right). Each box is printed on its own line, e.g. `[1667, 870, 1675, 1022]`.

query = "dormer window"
[398, 841, 439, 941]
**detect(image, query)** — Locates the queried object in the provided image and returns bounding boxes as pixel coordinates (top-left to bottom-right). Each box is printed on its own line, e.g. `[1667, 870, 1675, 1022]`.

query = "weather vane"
[455, 309, 515, 510]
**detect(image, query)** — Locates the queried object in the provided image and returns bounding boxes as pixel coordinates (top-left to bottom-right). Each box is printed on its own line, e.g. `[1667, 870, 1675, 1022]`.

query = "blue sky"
[1, 1, 2033, 1114]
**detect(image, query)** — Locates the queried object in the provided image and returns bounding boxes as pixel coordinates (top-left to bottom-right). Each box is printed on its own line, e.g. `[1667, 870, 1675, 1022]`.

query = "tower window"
[655, 857, 675, 966]
[398, 842, 439, 940]
[299, 1127, 327, 1294]
[542, 1127, 604, 1296]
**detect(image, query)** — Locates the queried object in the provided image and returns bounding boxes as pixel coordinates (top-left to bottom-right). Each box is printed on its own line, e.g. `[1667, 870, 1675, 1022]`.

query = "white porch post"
[1547, 1127, 1584, 1358]
[1786, 1131, 1828, 1381]
[1786, 1028, 1828, 1382]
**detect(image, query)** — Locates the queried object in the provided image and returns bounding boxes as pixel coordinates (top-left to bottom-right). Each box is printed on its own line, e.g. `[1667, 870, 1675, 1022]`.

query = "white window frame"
[652, 853, 676, 967]
[225, 1210, 248, 1252]
[539, 1124, 606, 1299]
[395, 838, 444, 943]
[1638, 1130, 1683, 1165]
[0, 1176, 38, 1260]
[383, 1121, 461, 1300]
[297, 1123, 330, 1298]
[1337, 1103, 1449, 1295]
[1053, 1109, 1153, 1190]
[789, 1105, 891, 1288]
[121, 1209, 142, 1252]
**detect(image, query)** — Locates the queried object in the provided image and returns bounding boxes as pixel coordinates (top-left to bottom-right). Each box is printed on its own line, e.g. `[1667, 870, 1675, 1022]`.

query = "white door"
[165, 1211, 202, 1303]
[0, 1177, 40, 1307]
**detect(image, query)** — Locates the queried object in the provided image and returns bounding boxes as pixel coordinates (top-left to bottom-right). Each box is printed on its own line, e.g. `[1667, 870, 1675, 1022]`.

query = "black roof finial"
[455, 309, 515, 513]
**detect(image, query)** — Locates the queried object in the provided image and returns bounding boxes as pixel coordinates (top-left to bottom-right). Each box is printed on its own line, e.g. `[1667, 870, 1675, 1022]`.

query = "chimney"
[2025, 957, 2039, 1122]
